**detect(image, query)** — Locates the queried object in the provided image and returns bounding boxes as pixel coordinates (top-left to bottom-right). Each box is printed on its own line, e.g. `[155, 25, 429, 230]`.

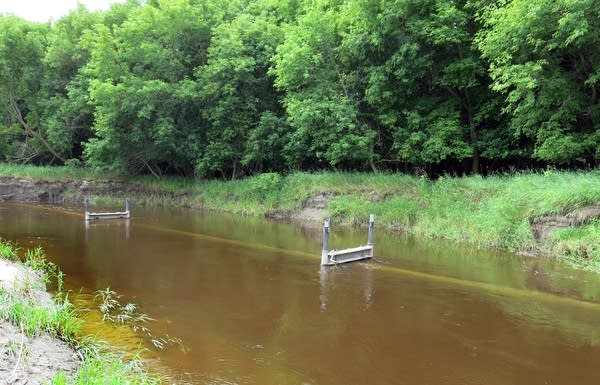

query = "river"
[1, 203, 599, 384]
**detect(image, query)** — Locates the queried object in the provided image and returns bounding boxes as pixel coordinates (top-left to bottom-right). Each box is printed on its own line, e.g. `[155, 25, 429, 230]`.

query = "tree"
[346, 0, 509, 173]
[39, 5, 103, 161]
[196, 11, 287, 177]
[83, 0, 213, 175]
[0, 16, 64, 163]
[478, 0, 600, 165]
[272, 0, 378, 171]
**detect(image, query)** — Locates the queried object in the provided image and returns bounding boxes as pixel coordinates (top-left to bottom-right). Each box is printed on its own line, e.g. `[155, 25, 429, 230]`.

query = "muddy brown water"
[1, 203, 600, 385]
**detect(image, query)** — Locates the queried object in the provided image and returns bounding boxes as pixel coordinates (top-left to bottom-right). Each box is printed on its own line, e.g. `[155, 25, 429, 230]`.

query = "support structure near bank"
[84, 197, 130, 221]
[321, 214, 375, 266]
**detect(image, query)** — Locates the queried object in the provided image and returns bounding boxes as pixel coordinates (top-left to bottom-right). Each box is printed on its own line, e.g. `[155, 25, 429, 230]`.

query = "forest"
[1, 0, 599, 178]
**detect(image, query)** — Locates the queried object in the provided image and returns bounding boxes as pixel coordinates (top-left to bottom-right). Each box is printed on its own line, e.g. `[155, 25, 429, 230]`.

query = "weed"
[92, 287, 184, 352]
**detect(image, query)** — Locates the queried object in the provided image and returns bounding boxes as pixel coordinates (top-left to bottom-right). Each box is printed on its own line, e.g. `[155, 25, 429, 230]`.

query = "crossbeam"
[84, 198, 130, 221]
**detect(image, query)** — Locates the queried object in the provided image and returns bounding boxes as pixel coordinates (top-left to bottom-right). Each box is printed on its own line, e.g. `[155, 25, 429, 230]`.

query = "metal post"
[125, 197, 130, 213]
[367, 214, 375, 246]
[321, 220, 330, 266]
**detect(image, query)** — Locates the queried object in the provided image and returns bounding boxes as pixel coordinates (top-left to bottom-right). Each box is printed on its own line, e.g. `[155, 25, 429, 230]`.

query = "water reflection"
[85, 218, 130, 240]
[319, 264, 374, 312]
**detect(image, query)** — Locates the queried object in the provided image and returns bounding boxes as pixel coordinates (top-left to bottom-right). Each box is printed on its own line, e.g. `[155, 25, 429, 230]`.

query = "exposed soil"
[0, 323, 79, 385]
[0, 260, 80, 384]
[0, 176, 172, 205]
[531, 206, 600, 244]
[294, 192, 334, 222]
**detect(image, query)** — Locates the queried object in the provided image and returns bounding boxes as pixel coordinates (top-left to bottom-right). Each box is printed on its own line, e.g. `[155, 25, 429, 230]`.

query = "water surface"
[1, 203, 599, 384]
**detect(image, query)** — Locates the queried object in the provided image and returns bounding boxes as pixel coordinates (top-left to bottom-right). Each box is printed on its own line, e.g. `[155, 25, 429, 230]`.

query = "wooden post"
[321, 220, 330, 266]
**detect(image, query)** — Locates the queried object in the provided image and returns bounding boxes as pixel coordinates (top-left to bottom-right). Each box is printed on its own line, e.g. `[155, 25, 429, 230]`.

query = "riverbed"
[1, 203, 599, 384]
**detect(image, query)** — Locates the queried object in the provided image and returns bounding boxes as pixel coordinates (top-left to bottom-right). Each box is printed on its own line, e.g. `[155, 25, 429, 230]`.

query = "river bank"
[0, 164, 599, 271]
[0, 240, 160, 384]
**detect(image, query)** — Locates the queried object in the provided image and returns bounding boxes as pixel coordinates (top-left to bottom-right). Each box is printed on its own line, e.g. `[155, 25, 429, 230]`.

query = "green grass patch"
[550, 221, 600, 271]
[0, 164, 103, 181]
[51, 348, 160, 385]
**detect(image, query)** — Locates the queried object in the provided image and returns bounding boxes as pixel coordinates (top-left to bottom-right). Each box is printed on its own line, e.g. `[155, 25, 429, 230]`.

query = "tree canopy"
[1, 0, 598, 177]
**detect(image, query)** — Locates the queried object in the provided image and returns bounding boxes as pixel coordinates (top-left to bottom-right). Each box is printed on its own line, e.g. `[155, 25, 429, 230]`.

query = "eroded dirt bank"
[0, 259, 79, 384]
[0, 176, 166, 205]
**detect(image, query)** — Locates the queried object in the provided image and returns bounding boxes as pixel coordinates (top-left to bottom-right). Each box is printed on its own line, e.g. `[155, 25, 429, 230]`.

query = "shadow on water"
[1, 203, 600, 385]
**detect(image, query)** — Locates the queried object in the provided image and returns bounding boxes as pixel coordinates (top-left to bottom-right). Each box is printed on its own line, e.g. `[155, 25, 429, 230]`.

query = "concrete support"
[84, 198, 90, 221]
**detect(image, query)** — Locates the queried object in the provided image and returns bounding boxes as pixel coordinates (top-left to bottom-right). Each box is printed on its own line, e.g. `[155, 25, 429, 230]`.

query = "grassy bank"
[1, 164, 599, 270]
[0, 240, 161, 384]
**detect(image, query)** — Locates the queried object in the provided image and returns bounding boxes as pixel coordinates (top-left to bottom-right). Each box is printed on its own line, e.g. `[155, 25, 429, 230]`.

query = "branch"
[8, 96, 66, 163]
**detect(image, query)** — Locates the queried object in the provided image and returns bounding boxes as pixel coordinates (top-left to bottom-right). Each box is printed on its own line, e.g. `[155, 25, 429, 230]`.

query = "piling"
[321, 220, 330, 266]
[321, 215, 375, 266]
[84, 198, 90, 221]
[367, 214, 375, 246]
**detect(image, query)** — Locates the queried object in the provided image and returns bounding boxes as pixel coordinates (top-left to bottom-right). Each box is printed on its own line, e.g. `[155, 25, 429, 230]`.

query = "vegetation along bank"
[1, 164, 599, 272]
[0, 239, 160, 384]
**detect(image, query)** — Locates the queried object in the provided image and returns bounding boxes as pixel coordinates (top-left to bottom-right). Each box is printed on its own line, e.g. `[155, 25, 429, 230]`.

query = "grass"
[51, 348, 161, 385]
[550, 220, 600, 271]
[1, 164, 600, 270]
[0, 239, 162, 384]
[0, 164, 103, 181]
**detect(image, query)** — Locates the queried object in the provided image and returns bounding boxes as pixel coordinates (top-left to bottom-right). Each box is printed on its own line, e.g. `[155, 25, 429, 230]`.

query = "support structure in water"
[321, 214, 375, 265]
[84, 197, 130, 221]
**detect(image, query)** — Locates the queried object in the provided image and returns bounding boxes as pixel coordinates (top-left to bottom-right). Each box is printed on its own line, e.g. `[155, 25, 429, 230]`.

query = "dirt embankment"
[531, 206, 600, 244]
[0, 260, 79, 384]
[0, 176, 169, 205]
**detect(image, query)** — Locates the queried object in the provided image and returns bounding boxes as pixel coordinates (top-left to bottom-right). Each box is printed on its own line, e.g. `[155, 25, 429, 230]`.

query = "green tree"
[0, 16, 64, 162]
[272, 0, 378, 171]
[83, 0, 213, 175]
[39, 5, 103, 161]
[196, 11, 286, 178]
[350, 0, 509, 173]
[478, 0, 600, 165]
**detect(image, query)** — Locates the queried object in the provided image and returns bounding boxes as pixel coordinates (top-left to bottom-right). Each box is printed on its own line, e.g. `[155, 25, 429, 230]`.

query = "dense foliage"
[1, 0, 598, 177]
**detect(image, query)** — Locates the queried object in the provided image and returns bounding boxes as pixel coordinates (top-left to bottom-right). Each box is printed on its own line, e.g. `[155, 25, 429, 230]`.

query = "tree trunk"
[369, 143, 378, 173]
[8, 97, 66, 164]
[464, 89, 479, 174]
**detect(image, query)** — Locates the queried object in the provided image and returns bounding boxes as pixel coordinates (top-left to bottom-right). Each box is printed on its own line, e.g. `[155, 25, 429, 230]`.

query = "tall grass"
[0, 164, 102, 180]
[51, 349, 161, 385]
